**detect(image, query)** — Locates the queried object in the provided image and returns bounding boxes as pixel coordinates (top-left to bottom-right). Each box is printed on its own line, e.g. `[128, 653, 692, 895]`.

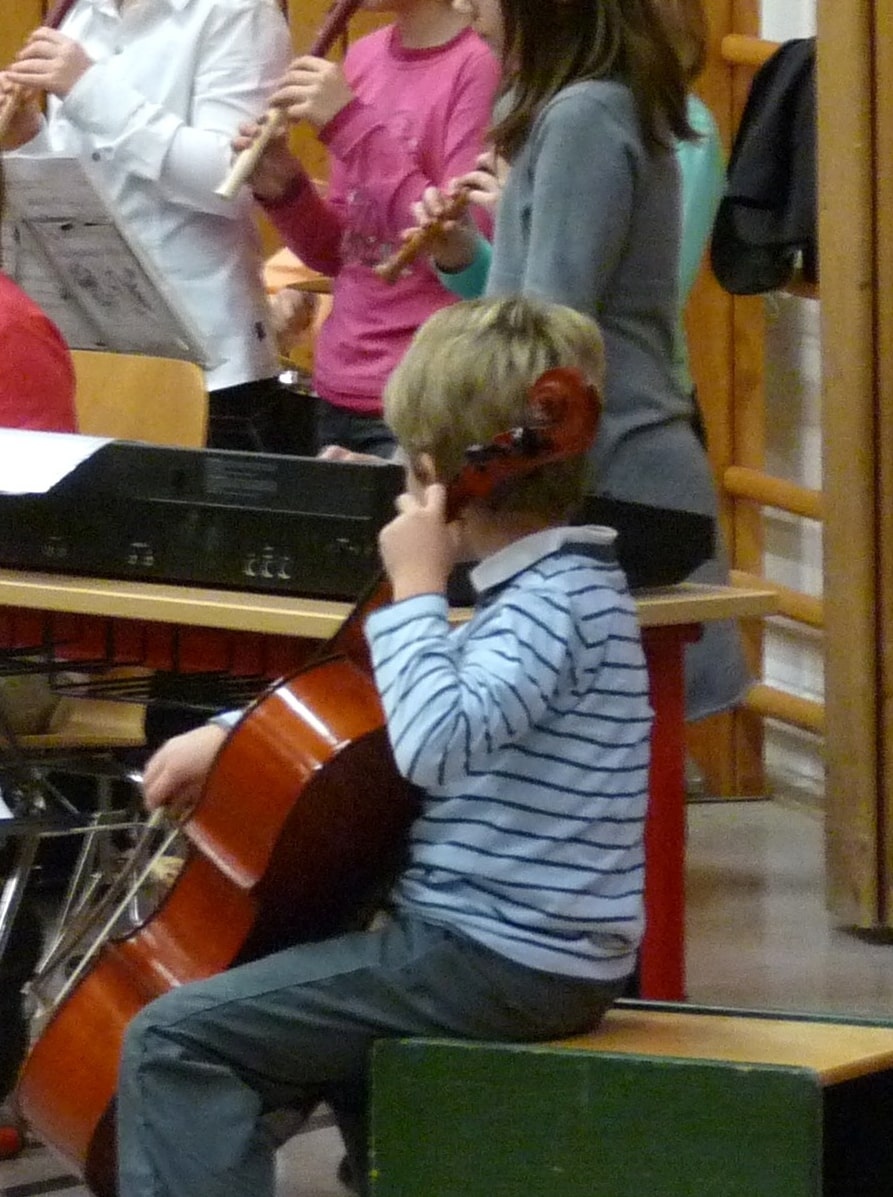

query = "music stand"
[1, 153, 212, 363]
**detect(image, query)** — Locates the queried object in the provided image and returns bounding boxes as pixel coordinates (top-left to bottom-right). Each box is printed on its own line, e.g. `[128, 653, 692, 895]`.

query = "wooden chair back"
[71, 351, 208, 448]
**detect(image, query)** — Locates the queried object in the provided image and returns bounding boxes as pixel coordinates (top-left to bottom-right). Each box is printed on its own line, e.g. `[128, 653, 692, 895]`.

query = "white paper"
[0, 429, 109, 495]
[2, 154, 213, 365]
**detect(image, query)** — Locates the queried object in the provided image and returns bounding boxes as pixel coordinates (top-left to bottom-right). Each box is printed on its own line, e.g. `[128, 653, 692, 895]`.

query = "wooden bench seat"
[552, 1005, 893, 1085]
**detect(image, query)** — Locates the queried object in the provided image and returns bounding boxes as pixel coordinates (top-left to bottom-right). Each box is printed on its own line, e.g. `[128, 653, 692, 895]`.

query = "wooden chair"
[71, 350, 208, 447]
[263, 245, 333, 375]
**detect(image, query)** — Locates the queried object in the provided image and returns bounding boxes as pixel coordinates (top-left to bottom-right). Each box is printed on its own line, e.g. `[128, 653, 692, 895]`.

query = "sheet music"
[1, 154, 213, 365]
[0, 429, 109, 495]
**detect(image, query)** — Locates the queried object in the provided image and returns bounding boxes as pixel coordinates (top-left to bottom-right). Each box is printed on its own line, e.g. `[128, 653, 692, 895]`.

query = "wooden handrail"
[732, 571, 824, 629]
[721, 33, 781, 69]
[693, 23, 827, 766]
[744, 683, 825, 735]
[723, 466, 824, 521]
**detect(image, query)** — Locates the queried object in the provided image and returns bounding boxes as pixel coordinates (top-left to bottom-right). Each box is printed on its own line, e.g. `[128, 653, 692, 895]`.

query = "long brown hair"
[492, 0, 694, 160]
[654, 0, 709, 82]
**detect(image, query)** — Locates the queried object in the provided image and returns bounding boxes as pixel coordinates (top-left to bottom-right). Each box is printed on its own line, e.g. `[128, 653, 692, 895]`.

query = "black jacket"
[711, 37, 817, 295]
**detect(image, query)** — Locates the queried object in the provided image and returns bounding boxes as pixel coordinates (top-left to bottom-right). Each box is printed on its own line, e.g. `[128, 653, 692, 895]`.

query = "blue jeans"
[117, 912, 623, 1197]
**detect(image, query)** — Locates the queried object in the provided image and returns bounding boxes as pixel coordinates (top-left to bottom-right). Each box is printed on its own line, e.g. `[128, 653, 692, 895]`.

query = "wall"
[758, 0, 823, 801]
[1, 3, 45, 71]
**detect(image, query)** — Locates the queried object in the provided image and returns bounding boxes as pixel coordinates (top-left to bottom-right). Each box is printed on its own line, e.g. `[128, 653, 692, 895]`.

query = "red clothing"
[0, 273, 77, 432]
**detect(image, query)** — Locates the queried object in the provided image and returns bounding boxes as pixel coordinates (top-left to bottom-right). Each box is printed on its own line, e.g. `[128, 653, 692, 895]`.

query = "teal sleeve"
[676, 96, 726, 305]
[435, 235, 492, 299]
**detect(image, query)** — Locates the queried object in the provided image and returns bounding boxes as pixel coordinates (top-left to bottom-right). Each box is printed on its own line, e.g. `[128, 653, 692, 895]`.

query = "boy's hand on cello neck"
[379, 482, 460, 602]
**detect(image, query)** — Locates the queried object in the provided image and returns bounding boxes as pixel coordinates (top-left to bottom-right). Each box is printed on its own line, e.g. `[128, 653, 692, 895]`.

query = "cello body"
[15, 655, 420, 1197]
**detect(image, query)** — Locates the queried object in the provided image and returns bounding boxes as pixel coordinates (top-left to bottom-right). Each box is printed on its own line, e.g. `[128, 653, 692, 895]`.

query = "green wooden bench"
[370, 1001, 893, 1196]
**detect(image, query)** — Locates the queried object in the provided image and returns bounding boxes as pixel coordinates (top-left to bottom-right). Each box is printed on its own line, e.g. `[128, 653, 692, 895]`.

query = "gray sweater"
[487, 80, 717, 521]
[486, 80, 748, 719]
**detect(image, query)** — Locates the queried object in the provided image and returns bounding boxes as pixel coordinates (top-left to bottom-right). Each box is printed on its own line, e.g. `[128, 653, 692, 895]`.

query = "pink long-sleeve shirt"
[263, 24, 499, 415]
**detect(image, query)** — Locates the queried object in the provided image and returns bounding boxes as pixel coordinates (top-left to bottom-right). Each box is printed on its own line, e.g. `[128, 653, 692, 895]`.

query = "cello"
[14, 366, 601, 1197]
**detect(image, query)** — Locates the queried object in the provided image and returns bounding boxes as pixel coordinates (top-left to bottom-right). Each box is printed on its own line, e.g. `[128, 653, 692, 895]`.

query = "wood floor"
[686, 798, 893, 1018]
[3, 799, 892, 1197]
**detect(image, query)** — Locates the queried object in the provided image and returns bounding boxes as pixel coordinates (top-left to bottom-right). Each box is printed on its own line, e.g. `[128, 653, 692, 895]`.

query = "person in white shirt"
[0, 0, 313, 454]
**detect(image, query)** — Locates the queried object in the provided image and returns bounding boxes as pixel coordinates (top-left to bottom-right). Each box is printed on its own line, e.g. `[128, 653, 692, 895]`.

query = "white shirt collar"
[469, 524, 617, 598]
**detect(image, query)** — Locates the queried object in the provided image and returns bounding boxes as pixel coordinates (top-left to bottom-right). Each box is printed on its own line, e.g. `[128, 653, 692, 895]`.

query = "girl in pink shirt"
[237, 0, 499, 455]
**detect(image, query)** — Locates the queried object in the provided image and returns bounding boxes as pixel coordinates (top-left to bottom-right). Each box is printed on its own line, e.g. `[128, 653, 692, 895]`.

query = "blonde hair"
[383, 296, 606, 519]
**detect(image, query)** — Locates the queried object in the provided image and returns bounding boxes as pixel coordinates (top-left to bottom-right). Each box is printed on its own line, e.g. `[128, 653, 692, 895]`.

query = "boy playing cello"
[118, 295, 653, 1197]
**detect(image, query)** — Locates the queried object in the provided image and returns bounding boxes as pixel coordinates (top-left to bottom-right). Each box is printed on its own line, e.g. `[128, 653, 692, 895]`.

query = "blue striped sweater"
[365, 526, 653, 980]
